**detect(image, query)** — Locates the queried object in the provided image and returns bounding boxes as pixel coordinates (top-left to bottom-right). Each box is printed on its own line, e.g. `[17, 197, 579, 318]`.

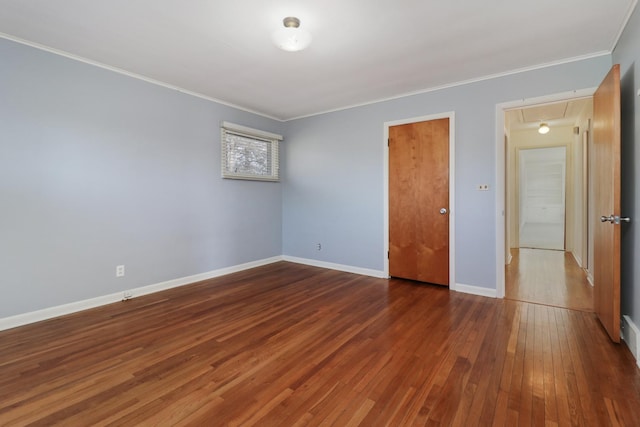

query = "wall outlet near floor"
[122, 290, 133, 301]
[317, 243, 322, 251]
[116, 265, 125, 277]
[477, 184, 489, 191]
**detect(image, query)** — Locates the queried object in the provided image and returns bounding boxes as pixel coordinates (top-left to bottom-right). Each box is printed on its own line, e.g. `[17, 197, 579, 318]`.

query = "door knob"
[600, 215, 614, 223]
[601, 215, 631, 224]
[440, 208, 448, 215]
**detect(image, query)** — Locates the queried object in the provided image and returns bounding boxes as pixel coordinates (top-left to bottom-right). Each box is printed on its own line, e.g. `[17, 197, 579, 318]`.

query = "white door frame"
[383, 111, 456, 290]
[495, 89, 595, 298]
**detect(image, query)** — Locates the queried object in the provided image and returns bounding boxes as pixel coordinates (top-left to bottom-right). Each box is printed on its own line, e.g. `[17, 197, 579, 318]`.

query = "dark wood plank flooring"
[506, 248, 594, 312]
[1, 262, 639, 426]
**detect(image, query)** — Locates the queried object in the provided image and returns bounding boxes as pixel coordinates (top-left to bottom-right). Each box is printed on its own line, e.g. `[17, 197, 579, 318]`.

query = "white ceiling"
[0, 0, 636, 120]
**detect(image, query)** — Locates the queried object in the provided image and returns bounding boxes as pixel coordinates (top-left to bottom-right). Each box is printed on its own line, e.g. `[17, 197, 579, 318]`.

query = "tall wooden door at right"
[389, 118, 450, 286]
[594, 64, 626, 343]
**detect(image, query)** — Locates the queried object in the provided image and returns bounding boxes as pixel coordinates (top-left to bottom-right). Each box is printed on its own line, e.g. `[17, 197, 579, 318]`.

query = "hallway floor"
[505, 248, 593, 312]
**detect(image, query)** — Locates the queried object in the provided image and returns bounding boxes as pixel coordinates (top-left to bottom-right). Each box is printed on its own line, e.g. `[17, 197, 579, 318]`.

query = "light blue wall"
[613, 5, 640, 327]
[2, 25, 633, 320]
[283, 56, 612, 289]
[0, 38, 284, 318]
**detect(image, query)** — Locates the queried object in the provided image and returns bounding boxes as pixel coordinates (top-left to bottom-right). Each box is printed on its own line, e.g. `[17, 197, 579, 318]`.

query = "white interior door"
[518, 147, 566, 250]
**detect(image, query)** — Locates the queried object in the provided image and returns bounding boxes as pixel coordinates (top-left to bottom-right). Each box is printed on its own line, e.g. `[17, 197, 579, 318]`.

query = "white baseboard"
[282, 257, 497, 299]
[127, 256, 283, 300]
[0, 292, 126, 333]
[0, 256, 283, 332]
[1, 256, 502, 331]
[586, 270, 594, 287]
[622, 315, 640, 369]
[454, 283, 498, 298]
[571, 251, 583, 269]
[282, 256, 386, 279]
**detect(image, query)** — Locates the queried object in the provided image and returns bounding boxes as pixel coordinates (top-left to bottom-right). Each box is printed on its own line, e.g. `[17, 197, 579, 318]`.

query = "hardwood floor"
[1, 262, 639, 426]
[505, 248, 594, 312]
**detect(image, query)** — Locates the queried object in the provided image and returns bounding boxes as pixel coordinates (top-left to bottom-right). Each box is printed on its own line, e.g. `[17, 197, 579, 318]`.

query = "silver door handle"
[601, 215, 631, 224]
[440, 208, 448, 215]
[601, 215, 614, 223]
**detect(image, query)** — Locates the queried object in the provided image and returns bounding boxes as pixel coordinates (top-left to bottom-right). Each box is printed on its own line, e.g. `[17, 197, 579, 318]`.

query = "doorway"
[383, 112, 456, 289]
[496, 91, 594, 308]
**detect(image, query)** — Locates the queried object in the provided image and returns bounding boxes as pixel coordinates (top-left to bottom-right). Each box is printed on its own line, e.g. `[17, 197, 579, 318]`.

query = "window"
[221, 122, 282, 182]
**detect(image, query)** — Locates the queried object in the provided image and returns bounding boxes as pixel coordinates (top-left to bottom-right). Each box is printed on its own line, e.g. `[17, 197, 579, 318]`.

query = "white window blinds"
[220, 122, 282, 182]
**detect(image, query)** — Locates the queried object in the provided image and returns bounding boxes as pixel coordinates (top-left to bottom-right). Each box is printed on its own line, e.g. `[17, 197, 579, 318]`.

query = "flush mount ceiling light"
[272, 16, 312, 52]
[538, 123, 550, 134]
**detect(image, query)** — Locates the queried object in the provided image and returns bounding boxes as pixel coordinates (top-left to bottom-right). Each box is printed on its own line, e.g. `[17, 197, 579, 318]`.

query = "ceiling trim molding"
[611, 0, 638, 52]
[0, 29, 616, 123]
[0, 32, 284, 122]
[285, 51, 611, 121]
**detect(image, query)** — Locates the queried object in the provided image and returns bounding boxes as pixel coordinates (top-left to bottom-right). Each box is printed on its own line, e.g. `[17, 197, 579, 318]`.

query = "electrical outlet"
[122, 290, 133, 301]
[317, 243, 322, 251]
[477, 184, 489, 191]
[116, 265, 125, 277]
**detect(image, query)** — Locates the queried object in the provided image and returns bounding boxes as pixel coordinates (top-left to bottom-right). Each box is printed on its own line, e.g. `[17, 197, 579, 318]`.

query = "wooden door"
[593, 64, 622, 343]
[389, 118, 449, 285]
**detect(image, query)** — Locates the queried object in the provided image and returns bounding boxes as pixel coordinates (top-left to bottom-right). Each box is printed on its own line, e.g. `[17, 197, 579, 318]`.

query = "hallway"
[505, 248, 593, 312]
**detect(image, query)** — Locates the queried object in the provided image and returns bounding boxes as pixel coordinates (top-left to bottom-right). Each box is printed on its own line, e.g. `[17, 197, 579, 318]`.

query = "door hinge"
[387, 250, 389, 259]
[388, 138, 390, 147]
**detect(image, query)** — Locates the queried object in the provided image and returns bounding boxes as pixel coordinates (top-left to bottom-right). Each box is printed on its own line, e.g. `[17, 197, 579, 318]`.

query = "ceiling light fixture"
[272, 17, 312, 52]
[538, 123, 550, 134]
